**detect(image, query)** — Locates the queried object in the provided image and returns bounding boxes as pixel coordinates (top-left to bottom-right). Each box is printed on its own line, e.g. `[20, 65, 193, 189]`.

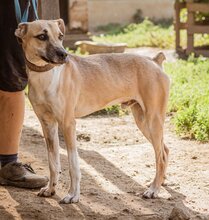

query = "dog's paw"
[59, 193, 79, 204]
[37, 186, 55, 197]
[142, 188, 159, 199]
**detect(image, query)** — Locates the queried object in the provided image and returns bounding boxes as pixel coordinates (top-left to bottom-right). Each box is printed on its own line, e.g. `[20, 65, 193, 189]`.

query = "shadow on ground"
[0, 124, 208, 220]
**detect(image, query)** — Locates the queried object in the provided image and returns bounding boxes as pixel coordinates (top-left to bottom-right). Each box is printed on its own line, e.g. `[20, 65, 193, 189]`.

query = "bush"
[165, 56, 209, 141]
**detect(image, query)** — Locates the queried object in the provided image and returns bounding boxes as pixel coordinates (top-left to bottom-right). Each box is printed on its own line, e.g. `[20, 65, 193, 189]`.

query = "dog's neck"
[25, 58, 55, 72]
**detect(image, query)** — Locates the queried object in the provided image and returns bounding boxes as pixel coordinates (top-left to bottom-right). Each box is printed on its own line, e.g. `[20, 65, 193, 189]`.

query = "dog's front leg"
[37, 116, 61, 197]
[59, 119, 81, 204]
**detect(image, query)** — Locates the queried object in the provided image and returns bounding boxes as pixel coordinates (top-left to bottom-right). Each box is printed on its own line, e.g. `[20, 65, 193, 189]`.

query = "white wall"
[88, 0, 174, 30]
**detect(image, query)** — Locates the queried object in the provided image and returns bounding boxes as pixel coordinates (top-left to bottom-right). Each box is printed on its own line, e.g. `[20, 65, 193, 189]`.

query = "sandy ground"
[0, 105, 208, 220]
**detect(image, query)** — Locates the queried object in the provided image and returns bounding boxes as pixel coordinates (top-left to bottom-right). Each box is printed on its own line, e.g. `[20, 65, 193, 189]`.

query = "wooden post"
[174, 0, 181, 51]
[38, 0, 60, 19]
[186, 0, 195, 55]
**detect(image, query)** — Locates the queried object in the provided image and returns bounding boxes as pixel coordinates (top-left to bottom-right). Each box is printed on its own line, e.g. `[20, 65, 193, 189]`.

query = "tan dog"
[15, 19, 170, 204]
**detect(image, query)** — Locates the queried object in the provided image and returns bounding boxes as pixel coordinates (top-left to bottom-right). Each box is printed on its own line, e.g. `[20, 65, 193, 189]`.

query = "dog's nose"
[56, 49, 68, 60]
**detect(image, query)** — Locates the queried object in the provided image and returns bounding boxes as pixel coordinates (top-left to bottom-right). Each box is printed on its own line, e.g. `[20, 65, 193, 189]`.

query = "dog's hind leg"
[59, 119, 81, 204]
[37, 114, 60, 197]
[131, 103, 151, 141]
[131, 103, 169, 199]
[142, 113, 169, 198]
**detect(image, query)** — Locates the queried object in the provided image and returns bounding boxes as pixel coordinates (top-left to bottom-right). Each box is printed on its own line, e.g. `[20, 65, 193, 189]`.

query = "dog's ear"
[55, 19, 65, 35]
[15, 23, 28, 43]
[153, 52, 166, 67]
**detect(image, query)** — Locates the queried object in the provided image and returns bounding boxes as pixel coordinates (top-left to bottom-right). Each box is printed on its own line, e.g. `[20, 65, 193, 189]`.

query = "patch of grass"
[165, 56, 209, 141]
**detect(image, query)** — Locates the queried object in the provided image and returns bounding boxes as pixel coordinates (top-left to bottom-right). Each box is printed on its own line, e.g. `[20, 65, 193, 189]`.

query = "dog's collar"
[25, 58, 54, 72]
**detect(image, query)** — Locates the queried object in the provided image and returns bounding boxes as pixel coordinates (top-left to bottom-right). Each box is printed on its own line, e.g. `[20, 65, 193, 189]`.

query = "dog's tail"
[153, 52, 166, 67]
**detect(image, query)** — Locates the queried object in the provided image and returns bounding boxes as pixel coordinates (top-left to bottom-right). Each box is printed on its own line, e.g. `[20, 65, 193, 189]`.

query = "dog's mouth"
[40, 55, 67, 65]
[41, 56, 57, 64]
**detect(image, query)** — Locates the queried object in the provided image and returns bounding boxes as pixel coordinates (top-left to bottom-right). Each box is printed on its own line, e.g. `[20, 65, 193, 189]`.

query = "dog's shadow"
[0, 206, 15, 220]
[2, 124, 207, 220]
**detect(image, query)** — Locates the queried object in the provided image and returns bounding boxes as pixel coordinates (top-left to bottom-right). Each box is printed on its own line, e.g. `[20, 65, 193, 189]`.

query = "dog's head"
[15, 19, 68, 66]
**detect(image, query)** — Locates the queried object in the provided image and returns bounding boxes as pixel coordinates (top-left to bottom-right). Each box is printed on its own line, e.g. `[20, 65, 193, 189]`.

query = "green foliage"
[165, 56, 209, 141]
[93, 19, 174, 48]
[96, 23, 125, 35]
[66, 47, 89, 56]
[180, 3, 209, 23]
[93, 19, 209, 49]
[92, 105, 129, 116]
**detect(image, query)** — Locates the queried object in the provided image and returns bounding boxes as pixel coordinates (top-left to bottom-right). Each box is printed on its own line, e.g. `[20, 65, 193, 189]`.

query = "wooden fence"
[174, 0, 209, 57]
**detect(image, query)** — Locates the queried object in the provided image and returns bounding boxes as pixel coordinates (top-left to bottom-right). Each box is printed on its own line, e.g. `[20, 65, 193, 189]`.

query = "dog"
[15, 19, 170, 204]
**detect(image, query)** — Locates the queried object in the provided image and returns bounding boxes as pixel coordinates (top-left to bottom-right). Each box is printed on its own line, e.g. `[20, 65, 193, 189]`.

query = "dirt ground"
[0, 105, 208, 220]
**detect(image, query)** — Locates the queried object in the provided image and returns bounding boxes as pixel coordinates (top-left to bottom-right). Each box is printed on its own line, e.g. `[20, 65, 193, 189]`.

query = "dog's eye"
[59, 34, 64, 41]
[36, 34, 48, 41]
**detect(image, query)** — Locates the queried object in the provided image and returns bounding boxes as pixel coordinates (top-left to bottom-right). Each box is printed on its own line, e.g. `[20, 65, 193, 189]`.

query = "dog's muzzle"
[44, 46, 68, 64]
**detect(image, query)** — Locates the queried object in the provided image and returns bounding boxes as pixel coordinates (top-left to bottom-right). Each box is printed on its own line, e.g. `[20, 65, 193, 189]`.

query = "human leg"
[0, 90, 24, 155]
[0, 1, 48, 188]
[0, 90, 48, 188]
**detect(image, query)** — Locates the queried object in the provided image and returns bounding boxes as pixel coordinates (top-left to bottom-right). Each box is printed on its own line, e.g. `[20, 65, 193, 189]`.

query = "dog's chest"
[28, 70, 61, 107]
